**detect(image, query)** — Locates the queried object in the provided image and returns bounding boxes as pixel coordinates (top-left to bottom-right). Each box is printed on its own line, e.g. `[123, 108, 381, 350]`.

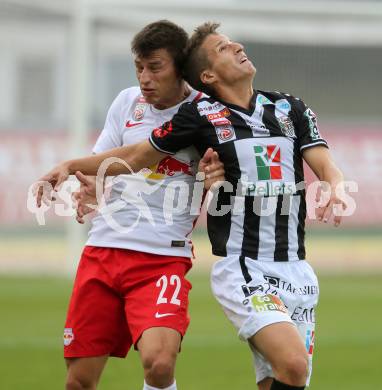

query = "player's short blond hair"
[184, 22, 220, 95]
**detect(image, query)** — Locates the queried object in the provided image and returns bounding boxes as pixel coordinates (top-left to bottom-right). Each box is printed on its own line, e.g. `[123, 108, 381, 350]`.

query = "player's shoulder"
[110, 86, 149, 117]
[178, 90, 205, 109]
[186, 94, 228, 119]
[114, 86, 142, 104]
[257, 89, 305, 106]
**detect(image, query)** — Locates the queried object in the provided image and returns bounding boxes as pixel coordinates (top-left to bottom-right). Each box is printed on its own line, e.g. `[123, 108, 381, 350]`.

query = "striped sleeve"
[293, 99, 328, 151]
[149, 102, 201, 154]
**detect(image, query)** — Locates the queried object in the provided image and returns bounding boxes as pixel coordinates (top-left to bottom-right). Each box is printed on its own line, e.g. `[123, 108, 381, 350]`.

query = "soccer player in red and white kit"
[55, 21, 224, 390]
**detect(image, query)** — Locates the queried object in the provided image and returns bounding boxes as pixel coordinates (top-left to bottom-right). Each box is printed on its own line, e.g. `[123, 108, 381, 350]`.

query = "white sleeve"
[92, 91, 125, 153]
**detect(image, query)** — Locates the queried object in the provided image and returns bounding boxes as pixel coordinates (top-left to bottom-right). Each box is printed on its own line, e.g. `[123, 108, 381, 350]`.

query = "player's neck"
[153, 81, 191, 110]
[215, 81, 254, 110]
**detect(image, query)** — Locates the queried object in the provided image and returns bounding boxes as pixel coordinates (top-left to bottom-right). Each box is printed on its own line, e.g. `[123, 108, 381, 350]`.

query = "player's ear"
[200, 69, 216, 86]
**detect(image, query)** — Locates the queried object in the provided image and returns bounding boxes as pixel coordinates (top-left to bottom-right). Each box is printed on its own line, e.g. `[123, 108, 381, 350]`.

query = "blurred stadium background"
[0, 0, 381, 389]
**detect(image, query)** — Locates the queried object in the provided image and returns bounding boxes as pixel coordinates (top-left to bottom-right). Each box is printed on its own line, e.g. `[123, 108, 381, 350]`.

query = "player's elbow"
[117, 143, 145, 173]
[118, 141, 164, 174]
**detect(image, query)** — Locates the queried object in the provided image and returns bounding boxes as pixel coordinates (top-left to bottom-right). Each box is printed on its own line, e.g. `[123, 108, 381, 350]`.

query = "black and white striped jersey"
[150, 90, 328, 262]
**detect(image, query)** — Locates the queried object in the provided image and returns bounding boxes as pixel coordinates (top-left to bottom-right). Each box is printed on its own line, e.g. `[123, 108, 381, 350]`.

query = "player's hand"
[34, 162, 71, 208]
[199, 148, 225, 191]
[72, 172, 97, 224]
[315, 181, 346, 227]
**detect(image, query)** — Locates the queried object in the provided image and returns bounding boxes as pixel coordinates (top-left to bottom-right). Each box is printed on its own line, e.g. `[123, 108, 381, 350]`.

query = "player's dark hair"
[183, 22, 221, 95]
[131, 20, 188, 76]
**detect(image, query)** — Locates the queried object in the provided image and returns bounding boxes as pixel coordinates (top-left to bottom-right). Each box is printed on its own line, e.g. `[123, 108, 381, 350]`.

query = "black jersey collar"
[216, 91, 257, 117]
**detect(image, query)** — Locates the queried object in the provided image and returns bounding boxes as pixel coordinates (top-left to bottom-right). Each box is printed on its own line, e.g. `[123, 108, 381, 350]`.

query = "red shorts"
[64, 246, 192, 358]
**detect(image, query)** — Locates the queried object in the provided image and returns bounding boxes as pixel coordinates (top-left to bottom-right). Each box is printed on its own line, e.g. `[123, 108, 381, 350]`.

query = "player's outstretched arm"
[303, 146, 345, 226]
[68, 140, 166, 176]
[35, 141, 166, 207]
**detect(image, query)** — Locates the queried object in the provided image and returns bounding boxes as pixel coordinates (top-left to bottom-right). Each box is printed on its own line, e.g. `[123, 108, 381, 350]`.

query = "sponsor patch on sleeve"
[63, 328, 74, 346]
[303, 108, 322, 140]
[215, 125, 236, 143]
[153, 121, 173, 138]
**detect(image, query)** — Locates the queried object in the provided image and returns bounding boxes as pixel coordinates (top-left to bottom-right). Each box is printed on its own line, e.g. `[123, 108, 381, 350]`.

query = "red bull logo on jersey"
[156, 156, 193, 176]
[146, 156, 194, 179]
[63, 328, 74, 346]
[253, 145, 282, 180]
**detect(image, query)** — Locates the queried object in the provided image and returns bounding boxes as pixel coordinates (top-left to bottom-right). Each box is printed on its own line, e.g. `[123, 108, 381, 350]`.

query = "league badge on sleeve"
[213, 118, 236, 143]
[304, 108, 321, 140]
[216, 125, 236, 143]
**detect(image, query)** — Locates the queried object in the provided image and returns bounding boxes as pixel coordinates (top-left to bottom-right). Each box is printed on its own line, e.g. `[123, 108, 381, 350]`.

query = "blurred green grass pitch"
[0, 273, 381, 389]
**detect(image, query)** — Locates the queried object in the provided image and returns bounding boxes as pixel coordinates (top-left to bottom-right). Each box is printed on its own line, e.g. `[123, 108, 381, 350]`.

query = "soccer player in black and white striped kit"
[36, 22, 346, 390]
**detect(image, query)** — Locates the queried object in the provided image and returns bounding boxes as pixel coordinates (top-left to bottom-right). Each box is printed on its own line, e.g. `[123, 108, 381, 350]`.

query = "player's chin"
[244, 61, 256, 75]
[235, 64, 255, 80]
[142, 93, 158, 105]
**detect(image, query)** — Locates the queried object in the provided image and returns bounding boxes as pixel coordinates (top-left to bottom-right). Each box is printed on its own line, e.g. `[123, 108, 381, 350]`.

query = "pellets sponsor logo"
[251, 294, 288, 314]
[253, 145, 282, 180]
[245, 181, 299, 197]
[63, 328, 74, 346]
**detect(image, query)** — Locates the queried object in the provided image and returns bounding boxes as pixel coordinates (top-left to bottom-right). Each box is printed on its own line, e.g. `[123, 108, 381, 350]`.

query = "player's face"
[201, 33, 256, 87]
[134, 48, 183, 109]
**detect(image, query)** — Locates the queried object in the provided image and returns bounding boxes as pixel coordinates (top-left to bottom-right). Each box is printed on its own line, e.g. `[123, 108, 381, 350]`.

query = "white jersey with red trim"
[86, 87, 203, 257]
